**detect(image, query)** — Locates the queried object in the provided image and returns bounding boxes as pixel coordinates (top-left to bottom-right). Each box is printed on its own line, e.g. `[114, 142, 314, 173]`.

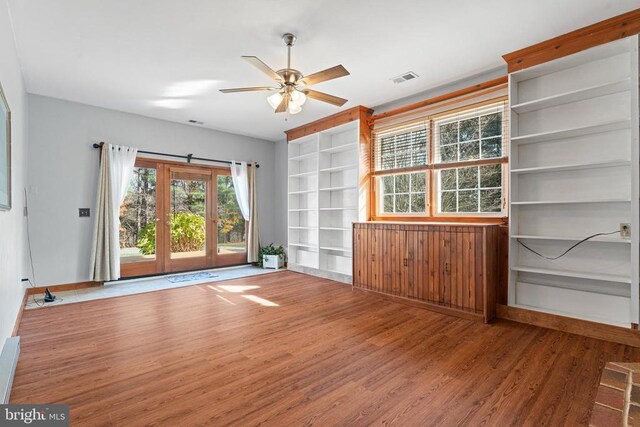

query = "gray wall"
[0, 2, 28, 349]
[273, 139, 288, 247]
[27, 94, 277, 286]
[373, 67, 506, 114]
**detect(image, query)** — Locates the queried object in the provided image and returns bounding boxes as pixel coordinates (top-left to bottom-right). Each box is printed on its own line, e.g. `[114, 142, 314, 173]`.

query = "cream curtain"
[230, 161, 250, 221]
[90, 143, 138, 281]
[247, 162, 259, 263]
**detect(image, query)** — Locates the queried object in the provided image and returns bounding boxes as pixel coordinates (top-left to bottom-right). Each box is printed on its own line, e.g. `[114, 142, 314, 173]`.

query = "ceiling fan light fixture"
[288, 103, 302, 115]
[290, 89, 306, 106]
[220, 33, 350, 115]
[267, 92, 283, 109]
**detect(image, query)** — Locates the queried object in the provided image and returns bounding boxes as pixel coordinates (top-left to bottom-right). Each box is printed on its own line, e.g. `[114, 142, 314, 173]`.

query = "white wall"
[27, 94, 277, 286]
[0, 1, 28, 346]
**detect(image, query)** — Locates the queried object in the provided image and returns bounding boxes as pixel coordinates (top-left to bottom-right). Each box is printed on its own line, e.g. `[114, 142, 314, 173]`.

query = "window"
[216, 175, 247, 254]
[375, 124, 429, 214]
[120, 165, 157, 263]
[373, 101, 507, 217]
[380, 172, 427, 214]
[439, 164, 502, 213]
[377, 127, 428, 170]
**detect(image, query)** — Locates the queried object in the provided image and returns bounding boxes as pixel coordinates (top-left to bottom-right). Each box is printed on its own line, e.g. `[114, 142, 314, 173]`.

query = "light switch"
[79, 208, 90, 217]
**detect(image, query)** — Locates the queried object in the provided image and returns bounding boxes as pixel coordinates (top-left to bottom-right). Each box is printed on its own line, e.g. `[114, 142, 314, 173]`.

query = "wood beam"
[503, 8, 640, 72]
[284, 105, 373, 142]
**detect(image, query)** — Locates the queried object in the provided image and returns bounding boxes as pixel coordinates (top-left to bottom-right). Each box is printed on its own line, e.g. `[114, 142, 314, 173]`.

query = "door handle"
[403, 258, 408, 267]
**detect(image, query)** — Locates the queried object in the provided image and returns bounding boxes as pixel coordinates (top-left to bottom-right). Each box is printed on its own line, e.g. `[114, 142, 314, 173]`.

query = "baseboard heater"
[0, 336, 20, 403]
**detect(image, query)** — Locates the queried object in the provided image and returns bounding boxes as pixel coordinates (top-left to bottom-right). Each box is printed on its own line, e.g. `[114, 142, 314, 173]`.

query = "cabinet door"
[406, 230, 429, 300]
[353, 226, 364, 287]
[370, 227, 383, 292]
[454, 228, 482, 312]
[381, 228, 406, 296]
[438, 230, 452, 304]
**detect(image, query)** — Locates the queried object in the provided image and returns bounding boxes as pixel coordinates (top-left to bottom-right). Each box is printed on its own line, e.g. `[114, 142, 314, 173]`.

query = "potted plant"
[258, 244, 287, 269]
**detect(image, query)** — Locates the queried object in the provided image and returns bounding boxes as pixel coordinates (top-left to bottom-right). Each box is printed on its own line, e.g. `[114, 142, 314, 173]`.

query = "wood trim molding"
[11, 290, 29, 337]
[26, 281, 103, 296]
[284, 105, 374, 142]
[503, 8, 640, 72]
[496, 304, 640, 348]
[369, 76, 507, 125]
[369, 216, 507, 224]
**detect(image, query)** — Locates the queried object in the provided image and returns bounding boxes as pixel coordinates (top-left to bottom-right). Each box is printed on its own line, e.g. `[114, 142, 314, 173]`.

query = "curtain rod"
[92, 142, 259, 168]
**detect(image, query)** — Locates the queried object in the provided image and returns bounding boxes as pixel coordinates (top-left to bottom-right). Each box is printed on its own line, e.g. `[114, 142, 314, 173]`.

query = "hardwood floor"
[10, 271, 640, 426]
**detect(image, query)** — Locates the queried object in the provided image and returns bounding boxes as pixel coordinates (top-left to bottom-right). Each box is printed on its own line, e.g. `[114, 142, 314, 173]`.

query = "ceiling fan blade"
[275, 94, 289, 113]
[300, 65, 350, 86]
[242, 56, 283, 82]
[219, 86, 279, 93]
[305, 89, 348, 107]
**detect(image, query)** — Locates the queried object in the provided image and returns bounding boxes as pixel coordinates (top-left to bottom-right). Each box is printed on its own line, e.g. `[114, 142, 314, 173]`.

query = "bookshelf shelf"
[287, 116, 367, 283]
[508, 36, 639, 328]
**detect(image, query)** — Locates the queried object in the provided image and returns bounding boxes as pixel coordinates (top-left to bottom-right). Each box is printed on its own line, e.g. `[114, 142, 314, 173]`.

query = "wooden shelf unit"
[287, 107, 372, 283]
[508, 36, 640, 328]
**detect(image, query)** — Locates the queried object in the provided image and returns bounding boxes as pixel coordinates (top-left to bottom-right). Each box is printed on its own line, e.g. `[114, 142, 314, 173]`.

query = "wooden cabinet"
[353, 222, 499, 323]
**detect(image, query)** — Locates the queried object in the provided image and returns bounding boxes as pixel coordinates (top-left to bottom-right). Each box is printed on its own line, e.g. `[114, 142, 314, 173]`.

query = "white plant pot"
[263, 254, 284, 270]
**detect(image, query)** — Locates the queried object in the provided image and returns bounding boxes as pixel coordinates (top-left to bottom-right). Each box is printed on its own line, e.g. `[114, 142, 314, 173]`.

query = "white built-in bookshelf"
[288, 121, 363, 283]
[508, 36, 640, 327]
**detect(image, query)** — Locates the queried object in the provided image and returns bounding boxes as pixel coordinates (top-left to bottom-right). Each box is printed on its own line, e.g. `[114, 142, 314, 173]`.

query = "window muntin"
[373, 100, 507, 217]
[438, 164, 502, 214]
[379, 172, 427, 214]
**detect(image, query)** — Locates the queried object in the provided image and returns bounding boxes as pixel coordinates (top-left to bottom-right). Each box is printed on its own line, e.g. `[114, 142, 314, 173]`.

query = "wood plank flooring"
[10, 271, 640, 426]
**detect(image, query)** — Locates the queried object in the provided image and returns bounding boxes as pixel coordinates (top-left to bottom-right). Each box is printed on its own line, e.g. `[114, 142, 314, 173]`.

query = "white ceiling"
[7, 0, 640, 141]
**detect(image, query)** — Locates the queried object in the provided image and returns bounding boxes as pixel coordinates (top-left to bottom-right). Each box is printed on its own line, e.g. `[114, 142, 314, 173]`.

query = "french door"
[119, 159, 247, 278]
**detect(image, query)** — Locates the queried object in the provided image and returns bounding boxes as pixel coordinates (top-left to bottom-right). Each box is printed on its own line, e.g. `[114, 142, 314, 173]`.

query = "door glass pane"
[217, 175, 247, 254]
[119, 167, 157, 263]
[170, 172, 208, 259]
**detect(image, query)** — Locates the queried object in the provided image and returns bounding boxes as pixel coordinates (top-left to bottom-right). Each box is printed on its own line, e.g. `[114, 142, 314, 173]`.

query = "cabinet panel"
[353, 222, 499, 323]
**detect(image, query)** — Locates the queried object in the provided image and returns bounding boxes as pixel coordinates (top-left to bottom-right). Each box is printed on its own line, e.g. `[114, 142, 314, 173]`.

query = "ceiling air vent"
[187, 120, 204, 125]
[391, 71, 419, 84]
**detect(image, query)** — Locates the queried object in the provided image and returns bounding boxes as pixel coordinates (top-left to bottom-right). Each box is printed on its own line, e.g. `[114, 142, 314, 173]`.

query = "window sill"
[371, 215, 508, 224]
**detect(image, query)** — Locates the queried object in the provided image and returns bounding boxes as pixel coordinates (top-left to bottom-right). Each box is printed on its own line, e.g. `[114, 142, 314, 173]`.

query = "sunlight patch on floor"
[241, 295, 279, 307]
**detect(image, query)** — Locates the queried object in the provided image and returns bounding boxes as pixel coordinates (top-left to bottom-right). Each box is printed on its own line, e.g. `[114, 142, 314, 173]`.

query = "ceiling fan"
[219, 33, 350, 114]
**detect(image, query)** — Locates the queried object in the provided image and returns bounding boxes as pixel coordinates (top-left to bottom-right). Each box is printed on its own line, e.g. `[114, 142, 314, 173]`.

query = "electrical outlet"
[620, 223, 631, 239]
[79, 208, 91, 218]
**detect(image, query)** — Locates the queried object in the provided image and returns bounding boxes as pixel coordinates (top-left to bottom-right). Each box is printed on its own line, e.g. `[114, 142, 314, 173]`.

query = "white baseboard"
[0, 336, 20, 404]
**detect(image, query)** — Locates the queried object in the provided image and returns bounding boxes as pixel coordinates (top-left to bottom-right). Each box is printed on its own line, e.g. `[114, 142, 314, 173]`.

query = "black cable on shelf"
[516, 230, 620, 261]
